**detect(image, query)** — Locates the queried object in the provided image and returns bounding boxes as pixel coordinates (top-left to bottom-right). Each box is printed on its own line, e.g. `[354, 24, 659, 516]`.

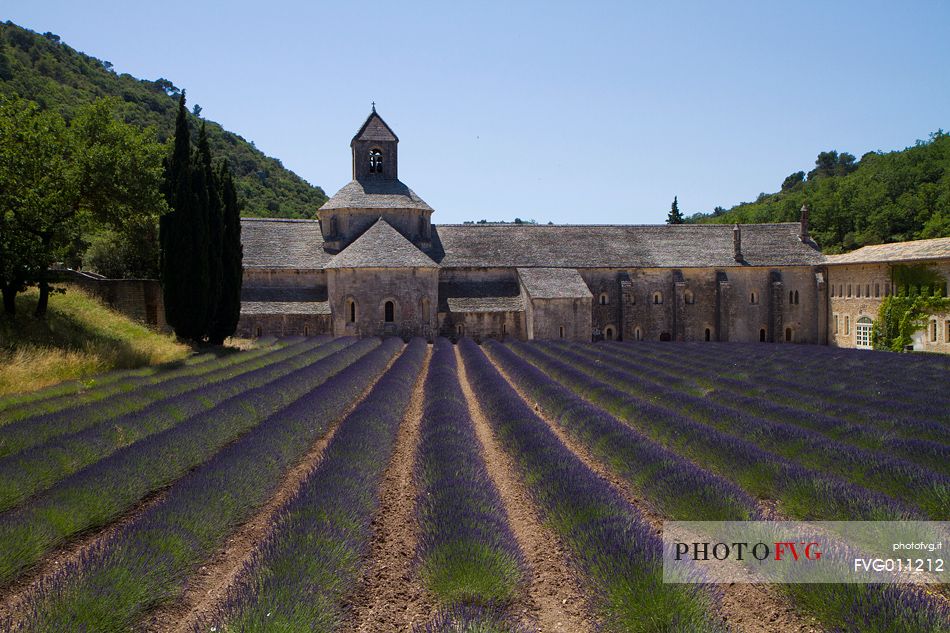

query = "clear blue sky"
[4, 0, 949, 223]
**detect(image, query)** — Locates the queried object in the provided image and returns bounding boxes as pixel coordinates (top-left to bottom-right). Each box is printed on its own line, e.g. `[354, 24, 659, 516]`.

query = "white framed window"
[856, 317, 872, 349]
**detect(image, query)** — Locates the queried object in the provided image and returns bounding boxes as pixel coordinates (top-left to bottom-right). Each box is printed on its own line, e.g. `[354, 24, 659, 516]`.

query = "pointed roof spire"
[352, 106, 398, 144]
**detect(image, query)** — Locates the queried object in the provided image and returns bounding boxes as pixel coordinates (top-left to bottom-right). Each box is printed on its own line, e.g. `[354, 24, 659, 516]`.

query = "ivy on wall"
[872, 264, 949, 351]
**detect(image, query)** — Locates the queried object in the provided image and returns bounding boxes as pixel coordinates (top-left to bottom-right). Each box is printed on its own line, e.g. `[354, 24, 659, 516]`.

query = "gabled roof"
[825, 237, 950, 265]
[351, 109, 398, 144]
[240, 218, 333, 269]
[426, 223, 825, 268]
[319, 179, 433, 212]
[439, 280, 524, 313]
[326, 218, 438, 269]
[518, 268, 593, 299]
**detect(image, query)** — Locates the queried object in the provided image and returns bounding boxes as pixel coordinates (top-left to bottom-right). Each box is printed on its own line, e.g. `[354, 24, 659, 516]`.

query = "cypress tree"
[196, 122, 223, 337]
[159, 93, 211, 342]
[666, 195, 685, 224]
[210, 161, 243, 344]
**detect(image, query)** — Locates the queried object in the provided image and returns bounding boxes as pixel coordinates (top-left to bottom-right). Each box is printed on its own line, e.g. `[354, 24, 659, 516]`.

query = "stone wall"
[524, 297, 592, 341]
[616, 266, 824, 344]
[235, 313, 331, 338]
[55, 270, 166, 329]
[243, 268, 326, 288]
[438, 310, 525, 342]
[327, 266, 438, 339]
[828, 261, 950, 353]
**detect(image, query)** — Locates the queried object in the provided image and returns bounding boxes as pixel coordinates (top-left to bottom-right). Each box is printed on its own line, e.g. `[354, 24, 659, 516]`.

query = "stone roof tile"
[825, 237, 950, 265]
[240, 218, 332, 270]
[438, 281, 524, 313]
[319, 179, 433, 212]
[518, 268, 592, 299]
[326, 218, 438, 269]
[427, 223, 825, 268]
[351, 110, 398, 143]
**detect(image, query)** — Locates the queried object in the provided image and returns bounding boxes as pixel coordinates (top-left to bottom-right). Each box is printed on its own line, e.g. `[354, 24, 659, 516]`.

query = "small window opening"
[932, 319, 938, 342]
[866, 284, 870, 298]
[605, 326, 614, 340]
[384, 300, 395, 323]
[834, 314, 839, 334]
[255, 326, 262, 338]
[599, 292, 608, 305]
[856, 285, 862, 298]
[794, 290, 799, 304]
[831, 285, 836, 298]
[750, 291, 758, 305]
[635, 327, 642, 341]
[789, 290, 794, 304]
[845, 315, 850, 335]
[653, 292, 663, 305]
[785, 327, 792, 342]
[684, 290, 695, 305]
[348, 300, 356, 323]
[368, 149, 383, 174]
[759, 328, 766, 342]
[704, 328, 711, 342]
[457, 324, 464, 336]
[559, 326, 565, 339]
[874, 283, 880, 298]
[502, 323, 507, 336]
[304, 325, 309, 336]
[847, 284, 852, 298]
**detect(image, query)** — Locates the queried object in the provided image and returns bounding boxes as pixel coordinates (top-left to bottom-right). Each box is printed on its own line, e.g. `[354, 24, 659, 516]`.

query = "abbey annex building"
[236, 109, 950, 353]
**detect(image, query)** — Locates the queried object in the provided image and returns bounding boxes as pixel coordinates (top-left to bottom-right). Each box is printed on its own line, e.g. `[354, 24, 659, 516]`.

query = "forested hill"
[689, 132, 950, 253]
[0, 21, 327, 218]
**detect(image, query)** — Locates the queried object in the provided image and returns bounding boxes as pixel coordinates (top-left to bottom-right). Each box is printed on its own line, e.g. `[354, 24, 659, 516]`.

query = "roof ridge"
[240, 217, 319, 223]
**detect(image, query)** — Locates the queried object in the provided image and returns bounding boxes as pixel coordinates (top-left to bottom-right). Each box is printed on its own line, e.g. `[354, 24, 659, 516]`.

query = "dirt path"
[0, 487, 170, 624]
[143, 344, 407, 633]
[456, 347, 595, 633]
[341, 346, 434, 632]
[485, 352, 823, 633]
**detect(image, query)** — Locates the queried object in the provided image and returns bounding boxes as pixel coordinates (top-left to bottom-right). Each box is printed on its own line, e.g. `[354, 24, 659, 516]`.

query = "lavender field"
[0, 337, 947, 632]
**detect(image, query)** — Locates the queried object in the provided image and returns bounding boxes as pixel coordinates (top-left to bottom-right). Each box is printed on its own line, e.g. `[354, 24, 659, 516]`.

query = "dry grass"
[0, 285, 190, 397]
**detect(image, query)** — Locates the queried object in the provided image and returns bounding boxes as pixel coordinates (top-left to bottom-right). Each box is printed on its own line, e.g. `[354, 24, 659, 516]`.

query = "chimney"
[800, 203, 810, 242]
[733, 223, 743, 262]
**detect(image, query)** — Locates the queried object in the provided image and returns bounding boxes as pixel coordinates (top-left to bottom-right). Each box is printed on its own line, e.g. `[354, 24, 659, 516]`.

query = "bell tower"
[351, 104, 398, 181]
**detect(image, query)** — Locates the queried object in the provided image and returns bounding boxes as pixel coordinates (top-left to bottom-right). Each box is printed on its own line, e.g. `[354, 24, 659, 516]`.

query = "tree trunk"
[34, 277, 49, 318]
[1, 285, 15, 316]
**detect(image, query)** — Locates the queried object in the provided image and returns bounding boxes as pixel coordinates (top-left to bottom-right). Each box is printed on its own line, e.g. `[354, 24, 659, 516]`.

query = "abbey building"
[236, 109, 950, 352]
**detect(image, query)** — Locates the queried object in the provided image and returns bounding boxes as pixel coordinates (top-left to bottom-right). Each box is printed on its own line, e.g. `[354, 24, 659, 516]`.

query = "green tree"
[667, 196, 684, 224]
[210, 162, 243, 344]
[160, 93, 211, 341]
[781, 171, 805, 191]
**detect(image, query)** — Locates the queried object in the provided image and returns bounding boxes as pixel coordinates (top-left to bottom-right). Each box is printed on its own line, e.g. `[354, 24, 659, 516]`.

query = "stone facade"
[234, 109, 950, 353]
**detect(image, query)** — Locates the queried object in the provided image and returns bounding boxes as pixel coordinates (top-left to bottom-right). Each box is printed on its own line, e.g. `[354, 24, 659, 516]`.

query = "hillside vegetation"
[0, 21, 326, 218]
[692, 132, 950, 253]
[0, 285, 189, 396]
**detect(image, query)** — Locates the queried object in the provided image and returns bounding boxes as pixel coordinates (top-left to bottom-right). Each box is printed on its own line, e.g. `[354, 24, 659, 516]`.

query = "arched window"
[653, 291, 663, 305]
[794, 290, 799, 304]
[704, 328, 711, 342]
[559, 325, 565, 339]
[605, 326, 614, 340]
[457, 323, 464, 337]
[750, 291, 758, 305]
[384, 300, 395, 323]
[599, 292, 608, 306]
[347, 299, 356, 323]
[635, 327, 642, 341]
[684, 290, 695, 305]
[789, 290, 794, 304]
[368, 149, 383, 174]
[303, 325, 309, 336]
[759, 328, 766, 342]
[255, 326, 262, 338]
[856, 316, 872, 348]
[785, 327, 793, 342]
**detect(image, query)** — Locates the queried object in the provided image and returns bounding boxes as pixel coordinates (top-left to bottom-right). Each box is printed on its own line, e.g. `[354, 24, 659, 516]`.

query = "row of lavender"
[0, 337, 282, 424]
[623, 340, 950, 426]
[532, 341, 948, 519]
[0, 336, 323, 457]
[0, 338, 379, 588]
[205, 338, 427, 631]
[413, 339, 523, 630]
[13, 338, 408, 632]
[583, 341, 950, 474]
[508, 341, 949, 631]
[458, 339, 724, 632]
[612, 344, 950, 437]
[0, 337, 346, 513]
